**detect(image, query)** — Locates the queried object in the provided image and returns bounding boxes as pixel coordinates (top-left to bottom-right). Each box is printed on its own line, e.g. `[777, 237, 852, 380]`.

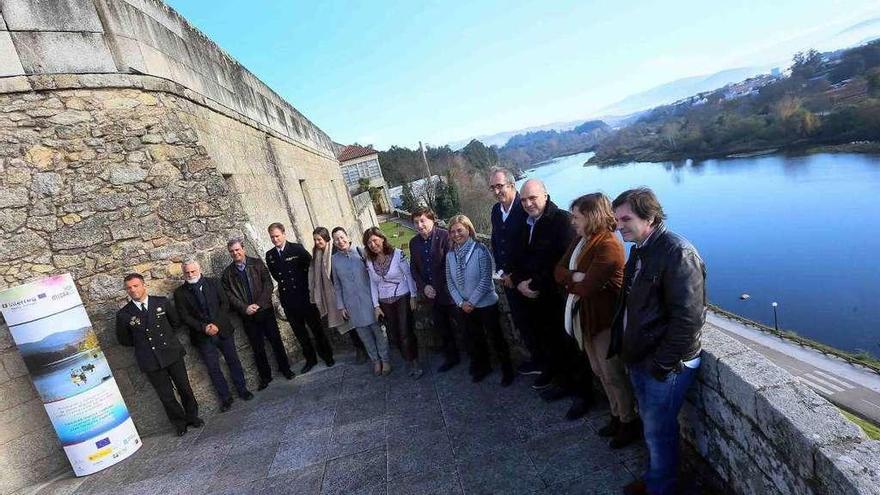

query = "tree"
[791, 49, 823, 80]
[434, 172, 460, 219]
[400, 182, 419, 213]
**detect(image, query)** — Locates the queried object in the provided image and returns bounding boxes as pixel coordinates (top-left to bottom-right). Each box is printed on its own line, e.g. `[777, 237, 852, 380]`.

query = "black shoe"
[610, 419, 642, 449]
[597, 415, 620, 438]
[500, 372, 515, 387]
[175, 425, 187, 437]
[257, 381, 270, 391]
[283, 370, 294, 380]
[623, 479, 647, 495]
[565, 398, 591, 421]
[531, 373, 553, 390]
[437, 359, 460, 373]
[539, 385, 570, 402]
[240, 391, 254, 401]
[517, 361, 543, 375]
[187, 417, 204, 428]
[300, 361, 316, 374]
[325, 357, 335, 367]
[220, 397, 233, 413]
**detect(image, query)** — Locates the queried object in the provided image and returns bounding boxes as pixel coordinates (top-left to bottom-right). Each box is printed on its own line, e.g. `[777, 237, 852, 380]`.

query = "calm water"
[521, 152, 880, 356]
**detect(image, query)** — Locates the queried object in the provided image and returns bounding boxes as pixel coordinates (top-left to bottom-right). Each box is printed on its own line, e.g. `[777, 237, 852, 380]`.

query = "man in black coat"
[174, 260, 252, 412]
[488, 167, 539, 375]
[115, 273, 201, 436]
[265, 222, 334, 373]
[222, 237, 294, 390]
[409, 207, 460, 372]
[508, 179, 594, 420]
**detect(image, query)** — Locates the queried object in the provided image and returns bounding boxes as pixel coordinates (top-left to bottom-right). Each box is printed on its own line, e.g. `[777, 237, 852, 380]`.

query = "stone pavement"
[30, 352, 655, 495]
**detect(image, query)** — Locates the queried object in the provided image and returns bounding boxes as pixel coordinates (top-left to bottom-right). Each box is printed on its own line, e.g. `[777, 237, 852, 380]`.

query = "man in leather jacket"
[609, 187, 706, 495]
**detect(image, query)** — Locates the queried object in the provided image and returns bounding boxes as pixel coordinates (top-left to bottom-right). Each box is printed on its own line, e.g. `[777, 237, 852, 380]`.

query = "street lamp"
[771, 302, 779, 332]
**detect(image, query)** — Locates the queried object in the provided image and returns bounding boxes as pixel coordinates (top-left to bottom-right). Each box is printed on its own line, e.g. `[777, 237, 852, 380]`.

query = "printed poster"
[0, 274, 141, 476]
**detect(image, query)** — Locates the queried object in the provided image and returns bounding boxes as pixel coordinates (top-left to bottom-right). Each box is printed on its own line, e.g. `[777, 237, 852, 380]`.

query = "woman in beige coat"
[309, 227, 366, 363]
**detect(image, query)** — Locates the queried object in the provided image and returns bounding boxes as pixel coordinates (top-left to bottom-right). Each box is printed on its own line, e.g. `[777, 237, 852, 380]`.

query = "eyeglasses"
[488, 183, 510, 192]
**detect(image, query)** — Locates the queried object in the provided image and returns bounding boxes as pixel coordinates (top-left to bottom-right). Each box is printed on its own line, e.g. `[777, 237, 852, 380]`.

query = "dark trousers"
[432, 302, 459, 362]
[282, 301, 334, 364]
[349, 330, 365, 350]
[196, 334, 248, 402]
[243, 309, 291, 383]
[523, 293, 593, 398]
[380, 296, 418, 362]
[145, 359, 199, 429]
[505, 287, 544, 367]
[459, 303, 512, 374]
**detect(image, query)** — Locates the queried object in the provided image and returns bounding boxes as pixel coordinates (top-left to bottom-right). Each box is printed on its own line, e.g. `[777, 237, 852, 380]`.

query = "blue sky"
[166, 0, 880, 149]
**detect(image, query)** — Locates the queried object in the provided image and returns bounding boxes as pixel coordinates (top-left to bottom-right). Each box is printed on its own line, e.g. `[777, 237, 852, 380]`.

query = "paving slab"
[16, 353, 675, 495]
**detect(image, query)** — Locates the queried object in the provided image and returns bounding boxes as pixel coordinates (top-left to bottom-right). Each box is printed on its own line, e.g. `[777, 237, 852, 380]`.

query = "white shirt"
[499, 200, 514, 222]
[131, 295, 149, 312]
[526, 214, 542, 244]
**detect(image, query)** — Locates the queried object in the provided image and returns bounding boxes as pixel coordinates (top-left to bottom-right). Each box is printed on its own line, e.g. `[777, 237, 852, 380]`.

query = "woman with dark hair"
[362, 226, 421, 378]
[331, 227, 390, 376]
[554, 193, 639, 448]
[445, 214, 514, 386]
[309, 227, 367, 364]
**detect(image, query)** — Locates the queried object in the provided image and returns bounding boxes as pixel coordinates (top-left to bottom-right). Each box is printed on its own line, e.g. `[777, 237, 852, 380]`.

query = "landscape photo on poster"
[12, 305, 113, 403]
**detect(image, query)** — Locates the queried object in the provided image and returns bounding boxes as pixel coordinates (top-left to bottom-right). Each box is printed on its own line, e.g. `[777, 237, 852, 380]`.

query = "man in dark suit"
[408, 207, 460, 372]
[508, 179, 594, 420]
[265, 222, 334, 373]
[222, 237, 294, 390]
[174, 260, 252, 412]
[115, 273, 202, 436]
[488, 167, 540, 376]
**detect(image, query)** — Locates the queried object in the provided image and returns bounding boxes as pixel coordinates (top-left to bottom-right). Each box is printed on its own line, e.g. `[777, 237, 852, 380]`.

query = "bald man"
[174, 259, 252, 413]
[508, 179, 595, 420]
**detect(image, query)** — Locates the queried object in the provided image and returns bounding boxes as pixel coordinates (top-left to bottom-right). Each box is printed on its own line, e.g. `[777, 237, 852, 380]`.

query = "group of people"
[115, 167, 705, 495]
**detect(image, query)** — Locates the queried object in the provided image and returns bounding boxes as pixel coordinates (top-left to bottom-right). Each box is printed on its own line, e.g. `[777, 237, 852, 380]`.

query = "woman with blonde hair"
[554, 193, 639, 448]
[445, 214, 514, 386]
[363, 227, 421, 378]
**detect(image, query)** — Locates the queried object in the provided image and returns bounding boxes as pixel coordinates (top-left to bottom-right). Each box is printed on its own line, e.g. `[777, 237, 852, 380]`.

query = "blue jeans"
[197, 335, 248, 402]
[356, 323, 390, 363]
[628, 359, 699, 495]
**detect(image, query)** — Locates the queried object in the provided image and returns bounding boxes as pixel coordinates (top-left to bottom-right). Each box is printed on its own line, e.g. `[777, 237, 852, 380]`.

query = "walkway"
[709, 312, 880, 425]
[29, 352, 651, 495]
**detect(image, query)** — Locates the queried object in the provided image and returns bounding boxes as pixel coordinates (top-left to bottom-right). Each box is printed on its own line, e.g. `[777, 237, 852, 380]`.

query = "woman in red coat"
[554, 192, 639, 448]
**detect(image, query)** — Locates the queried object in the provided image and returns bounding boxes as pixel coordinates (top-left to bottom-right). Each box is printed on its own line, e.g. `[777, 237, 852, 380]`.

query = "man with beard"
[174, 260, 252, 412]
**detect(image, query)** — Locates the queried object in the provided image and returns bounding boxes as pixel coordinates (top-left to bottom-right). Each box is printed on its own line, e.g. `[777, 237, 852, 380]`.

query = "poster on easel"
[0, 274, 141, 476]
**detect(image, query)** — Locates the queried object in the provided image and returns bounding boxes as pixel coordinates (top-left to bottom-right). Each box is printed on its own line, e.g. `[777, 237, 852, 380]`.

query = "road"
[708, 312, 880, 425]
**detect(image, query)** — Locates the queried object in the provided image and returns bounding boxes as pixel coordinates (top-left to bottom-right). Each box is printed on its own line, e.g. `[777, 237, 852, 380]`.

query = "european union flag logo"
[95, 437, 111, 448]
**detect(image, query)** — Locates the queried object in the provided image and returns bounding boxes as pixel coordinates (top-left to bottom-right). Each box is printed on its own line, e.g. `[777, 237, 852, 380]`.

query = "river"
[519, 151, 880, 356]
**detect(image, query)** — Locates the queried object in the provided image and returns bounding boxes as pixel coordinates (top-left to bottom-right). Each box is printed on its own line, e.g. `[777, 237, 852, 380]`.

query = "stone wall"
[0, 1, 370, 492]
[681, 324, 880, 494]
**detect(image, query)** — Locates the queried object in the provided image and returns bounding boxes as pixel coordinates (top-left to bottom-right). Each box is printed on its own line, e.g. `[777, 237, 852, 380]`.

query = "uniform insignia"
[285, 256, 295, 261]
[156, 306, 164, 313]
[130, 316, 141, 326]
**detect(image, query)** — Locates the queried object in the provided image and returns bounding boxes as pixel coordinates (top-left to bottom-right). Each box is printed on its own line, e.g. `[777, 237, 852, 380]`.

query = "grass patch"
[840, 409, 880, 440]
[378, 221, 415, 256]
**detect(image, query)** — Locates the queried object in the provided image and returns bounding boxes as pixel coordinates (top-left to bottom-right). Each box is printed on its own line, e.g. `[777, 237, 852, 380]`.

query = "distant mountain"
[598, 66, 774, 117]
[447, 119, 589, 150]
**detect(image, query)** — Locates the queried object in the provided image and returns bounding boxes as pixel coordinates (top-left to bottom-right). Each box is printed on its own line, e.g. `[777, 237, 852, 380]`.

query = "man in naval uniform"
[115, 273, 202, 436]
[265, 222, 335, 373]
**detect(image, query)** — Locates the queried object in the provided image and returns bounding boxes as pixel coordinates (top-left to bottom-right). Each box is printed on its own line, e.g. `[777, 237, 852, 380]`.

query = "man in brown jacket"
[221, 237, 294, 390]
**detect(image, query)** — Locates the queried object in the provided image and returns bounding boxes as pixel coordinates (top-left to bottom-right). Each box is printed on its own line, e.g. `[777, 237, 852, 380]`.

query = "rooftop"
[337, 144, 379, 163]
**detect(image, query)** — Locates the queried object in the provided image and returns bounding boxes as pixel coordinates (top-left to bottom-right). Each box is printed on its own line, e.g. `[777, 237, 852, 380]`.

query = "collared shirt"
[499, 200, 514, 222]
[411, 231, 434, 286]
[526, 213, 542, 244]
[276, 242, 286, 257]
[235, 259, 247, 271]
[131, 295, 149, 312]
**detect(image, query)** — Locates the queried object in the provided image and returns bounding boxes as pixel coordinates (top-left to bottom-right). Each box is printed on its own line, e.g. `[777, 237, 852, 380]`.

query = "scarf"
[564, 237, 586, 351]
[453, 237, 477, 289]
[309, 247, 352, 333]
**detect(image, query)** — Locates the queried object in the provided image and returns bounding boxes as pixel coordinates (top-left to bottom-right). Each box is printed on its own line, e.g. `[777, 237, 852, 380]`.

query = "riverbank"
[583, 141, 880, 166]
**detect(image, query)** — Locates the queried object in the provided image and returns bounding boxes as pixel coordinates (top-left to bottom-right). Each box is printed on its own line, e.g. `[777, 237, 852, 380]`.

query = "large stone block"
[0, 375, 36, 411]
[756, 381, 865, 479]
[0, 230, 48, 262]
[10, 31, 116, 74]
[0, 397, 50, 444]
[716, 347, 793, 422]
[816, 440, 880, 494]
[0, 0, 103, 31]
[50, 214, 111, 250]
[0, 348, 28, 379]
[0, 30, 24, 77]
[698, 325, 748, 390]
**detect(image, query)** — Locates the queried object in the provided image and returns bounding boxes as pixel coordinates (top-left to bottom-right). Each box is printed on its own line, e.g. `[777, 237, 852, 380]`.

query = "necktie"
[140, 302, 147, 313]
